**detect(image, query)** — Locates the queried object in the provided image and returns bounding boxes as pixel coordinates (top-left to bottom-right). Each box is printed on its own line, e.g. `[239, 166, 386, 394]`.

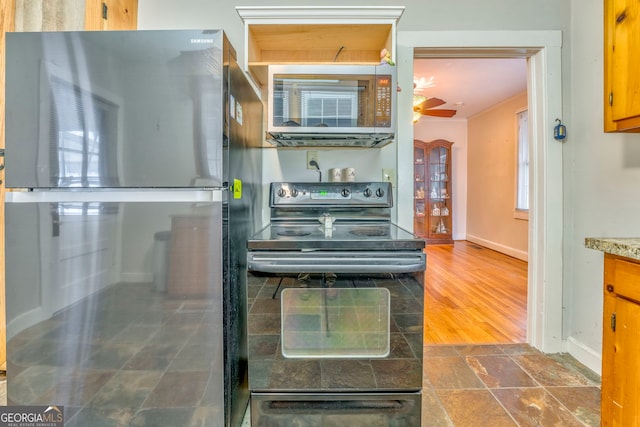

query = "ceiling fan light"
[413, 76, 435, 92]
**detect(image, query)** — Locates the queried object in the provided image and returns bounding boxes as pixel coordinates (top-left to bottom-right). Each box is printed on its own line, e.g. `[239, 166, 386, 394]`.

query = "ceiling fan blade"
[423, 109, 457, 118]
[422, 97, 446, 109]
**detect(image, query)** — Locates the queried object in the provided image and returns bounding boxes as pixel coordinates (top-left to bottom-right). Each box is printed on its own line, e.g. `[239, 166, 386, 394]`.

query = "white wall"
[467, 92, 529, 261]
[565, 0, 640, 368]
[137, 0, 568, 232]
[137, 0, 640, 373]
[414, 118, 467, 240]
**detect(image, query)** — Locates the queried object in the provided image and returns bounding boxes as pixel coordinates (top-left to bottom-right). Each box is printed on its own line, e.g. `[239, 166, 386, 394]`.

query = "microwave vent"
[266, 132, 394, 148]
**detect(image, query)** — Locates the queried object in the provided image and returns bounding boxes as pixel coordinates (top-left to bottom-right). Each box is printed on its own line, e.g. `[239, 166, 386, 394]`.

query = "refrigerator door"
[5, 30, 229, 189]
[4, 190, 245, 426]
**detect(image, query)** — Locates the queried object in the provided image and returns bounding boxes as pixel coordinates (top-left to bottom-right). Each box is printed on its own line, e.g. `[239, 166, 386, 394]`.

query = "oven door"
[247, 250, 426, 274]
[247, 271, 424, 424]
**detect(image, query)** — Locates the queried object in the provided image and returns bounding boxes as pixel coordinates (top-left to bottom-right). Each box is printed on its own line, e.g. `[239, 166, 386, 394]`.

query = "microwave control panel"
[375, 74, 393, 128]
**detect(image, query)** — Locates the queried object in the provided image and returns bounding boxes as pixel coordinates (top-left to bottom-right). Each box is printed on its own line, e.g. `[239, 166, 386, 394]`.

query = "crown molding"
[236, 6, 405, 23]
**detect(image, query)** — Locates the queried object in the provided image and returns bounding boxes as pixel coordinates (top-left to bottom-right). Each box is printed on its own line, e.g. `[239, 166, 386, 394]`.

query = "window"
[515, 108, 529, 219]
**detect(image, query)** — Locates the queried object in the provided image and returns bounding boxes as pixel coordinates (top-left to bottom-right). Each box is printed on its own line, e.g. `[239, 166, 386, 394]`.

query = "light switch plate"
[382, 168, 395, 186]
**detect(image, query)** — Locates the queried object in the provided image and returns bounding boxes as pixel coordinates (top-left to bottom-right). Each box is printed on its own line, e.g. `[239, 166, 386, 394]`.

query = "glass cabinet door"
[415, 139, 453, 244]
[413, 144, 427, 237]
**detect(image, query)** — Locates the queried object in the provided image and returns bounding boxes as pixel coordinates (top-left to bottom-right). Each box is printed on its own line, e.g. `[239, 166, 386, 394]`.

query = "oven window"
[281, 288, 390, 358]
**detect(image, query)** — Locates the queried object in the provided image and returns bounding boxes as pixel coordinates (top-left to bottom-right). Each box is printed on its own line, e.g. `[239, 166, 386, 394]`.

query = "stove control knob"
[290, 188, 299, 197]
[277, 187, 287, 198]
[363, 188, 373, 198]
[341, 188, 351, 197]
[376, 188, 385, 198]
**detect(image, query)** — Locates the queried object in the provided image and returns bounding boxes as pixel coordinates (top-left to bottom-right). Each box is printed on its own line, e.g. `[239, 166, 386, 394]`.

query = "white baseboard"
[465, 234, 528, 262]
[563, 336, 602, 376]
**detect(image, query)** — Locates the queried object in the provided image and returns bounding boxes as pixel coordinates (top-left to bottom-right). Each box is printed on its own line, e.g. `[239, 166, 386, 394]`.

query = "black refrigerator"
[4, 29, 262, 427]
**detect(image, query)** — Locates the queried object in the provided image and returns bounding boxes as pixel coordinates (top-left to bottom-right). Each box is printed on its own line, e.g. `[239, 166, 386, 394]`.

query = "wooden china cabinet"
[413, 139, 453, 244]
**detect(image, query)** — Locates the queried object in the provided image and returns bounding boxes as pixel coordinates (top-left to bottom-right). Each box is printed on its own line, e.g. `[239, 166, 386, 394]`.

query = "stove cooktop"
[247, 221, 425, 251]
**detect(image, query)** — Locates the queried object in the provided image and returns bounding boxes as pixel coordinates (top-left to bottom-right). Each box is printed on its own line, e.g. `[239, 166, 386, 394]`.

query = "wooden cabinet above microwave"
[236, 6, 404, 87]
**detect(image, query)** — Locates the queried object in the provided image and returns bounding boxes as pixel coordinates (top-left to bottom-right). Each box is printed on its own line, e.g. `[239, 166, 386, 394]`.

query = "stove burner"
[277, 230, 312, 237]
[349, 226, 389, 237]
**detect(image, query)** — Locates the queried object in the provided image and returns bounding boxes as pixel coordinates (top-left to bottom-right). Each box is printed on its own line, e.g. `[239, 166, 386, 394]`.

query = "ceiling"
[413, 57, 528, 120]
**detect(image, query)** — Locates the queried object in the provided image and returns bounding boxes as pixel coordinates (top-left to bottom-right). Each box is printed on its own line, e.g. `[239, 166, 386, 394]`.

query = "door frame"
[396, 31, 563, 353]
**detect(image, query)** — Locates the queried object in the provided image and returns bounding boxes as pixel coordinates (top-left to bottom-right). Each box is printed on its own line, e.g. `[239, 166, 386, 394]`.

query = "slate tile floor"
[420, 344, 601, 426]
[0, 345, 601, 426]
[0, 283, 600, 426]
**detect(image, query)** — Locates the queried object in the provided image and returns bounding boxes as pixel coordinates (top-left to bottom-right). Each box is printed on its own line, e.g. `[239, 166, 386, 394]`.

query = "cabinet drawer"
[610, 257, 640, 303]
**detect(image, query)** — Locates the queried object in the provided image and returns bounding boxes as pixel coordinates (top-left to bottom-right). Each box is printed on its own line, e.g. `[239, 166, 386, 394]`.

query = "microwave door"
[266, 64, 396, 148]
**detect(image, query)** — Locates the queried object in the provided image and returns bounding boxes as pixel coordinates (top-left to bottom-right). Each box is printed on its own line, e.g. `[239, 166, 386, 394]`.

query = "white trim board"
[466, 234, 528, 262]
[564, 336, 602, 376]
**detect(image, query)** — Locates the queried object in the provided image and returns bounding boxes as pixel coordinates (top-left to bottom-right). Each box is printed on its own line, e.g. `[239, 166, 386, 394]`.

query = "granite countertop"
[585, 237, 640, 261]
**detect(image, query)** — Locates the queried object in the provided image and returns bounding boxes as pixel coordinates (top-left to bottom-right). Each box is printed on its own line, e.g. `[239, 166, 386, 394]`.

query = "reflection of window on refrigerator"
[49, 77, 119, 187]
[301, 92, 357, 127]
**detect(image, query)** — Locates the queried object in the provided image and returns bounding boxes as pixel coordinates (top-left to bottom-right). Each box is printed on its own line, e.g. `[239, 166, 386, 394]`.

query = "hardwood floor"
[423, 240, 528, 344]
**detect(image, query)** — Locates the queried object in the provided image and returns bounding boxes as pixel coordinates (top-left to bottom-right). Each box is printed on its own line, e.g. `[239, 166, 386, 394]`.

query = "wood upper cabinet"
[236, 6, 404, 87]
[601, 254, 640, 425]
[604, 0, 640, 132]
[413, 139, 454, 244]
[85, 0, 137, 31]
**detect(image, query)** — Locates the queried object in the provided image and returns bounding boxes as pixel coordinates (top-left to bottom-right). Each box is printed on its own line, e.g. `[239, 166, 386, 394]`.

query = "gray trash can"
[153, 231, 171, 292]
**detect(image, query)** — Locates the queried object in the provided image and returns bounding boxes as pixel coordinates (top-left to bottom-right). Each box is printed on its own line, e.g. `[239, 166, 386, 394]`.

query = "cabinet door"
[427, 144, 452, 243]
[609, 296, 640, 426]
[415, 139, 453, 243]
[605, 0, 640, 131]
[413, 143, 426, 237]
[85, 0, 138, 30]
[601, 291, 616, 427]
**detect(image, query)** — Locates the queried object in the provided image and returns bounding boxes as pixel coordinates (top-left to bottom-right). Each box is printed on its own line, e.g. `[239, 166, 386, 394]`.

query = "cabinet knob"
[606, 284, 614, 293]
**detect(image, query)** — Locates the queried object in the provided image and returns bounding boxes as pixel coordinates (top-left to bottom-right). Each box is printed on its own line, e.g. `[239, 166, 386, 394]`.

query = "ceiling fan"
[413, 95, 457, 122]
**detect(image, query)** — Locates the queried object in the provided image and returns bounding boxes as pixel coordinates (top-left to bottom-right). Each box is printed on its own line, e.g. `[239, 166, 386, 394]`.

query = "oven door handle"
[247, 251, 426, 274]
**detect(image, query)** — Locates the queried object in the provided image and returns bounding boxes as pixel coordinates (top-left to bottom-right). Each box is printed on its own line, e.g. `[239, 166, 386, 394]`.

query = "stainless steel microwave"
[267, 64, 396, 148]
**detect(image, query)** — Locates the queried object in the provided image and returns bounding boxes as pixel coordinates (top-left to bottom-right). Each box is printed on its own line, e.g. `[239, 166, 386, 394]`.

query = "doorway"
[412, 56, 529, 344]
[396, 31, 563, 353]
[412, 57, 528, 250]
